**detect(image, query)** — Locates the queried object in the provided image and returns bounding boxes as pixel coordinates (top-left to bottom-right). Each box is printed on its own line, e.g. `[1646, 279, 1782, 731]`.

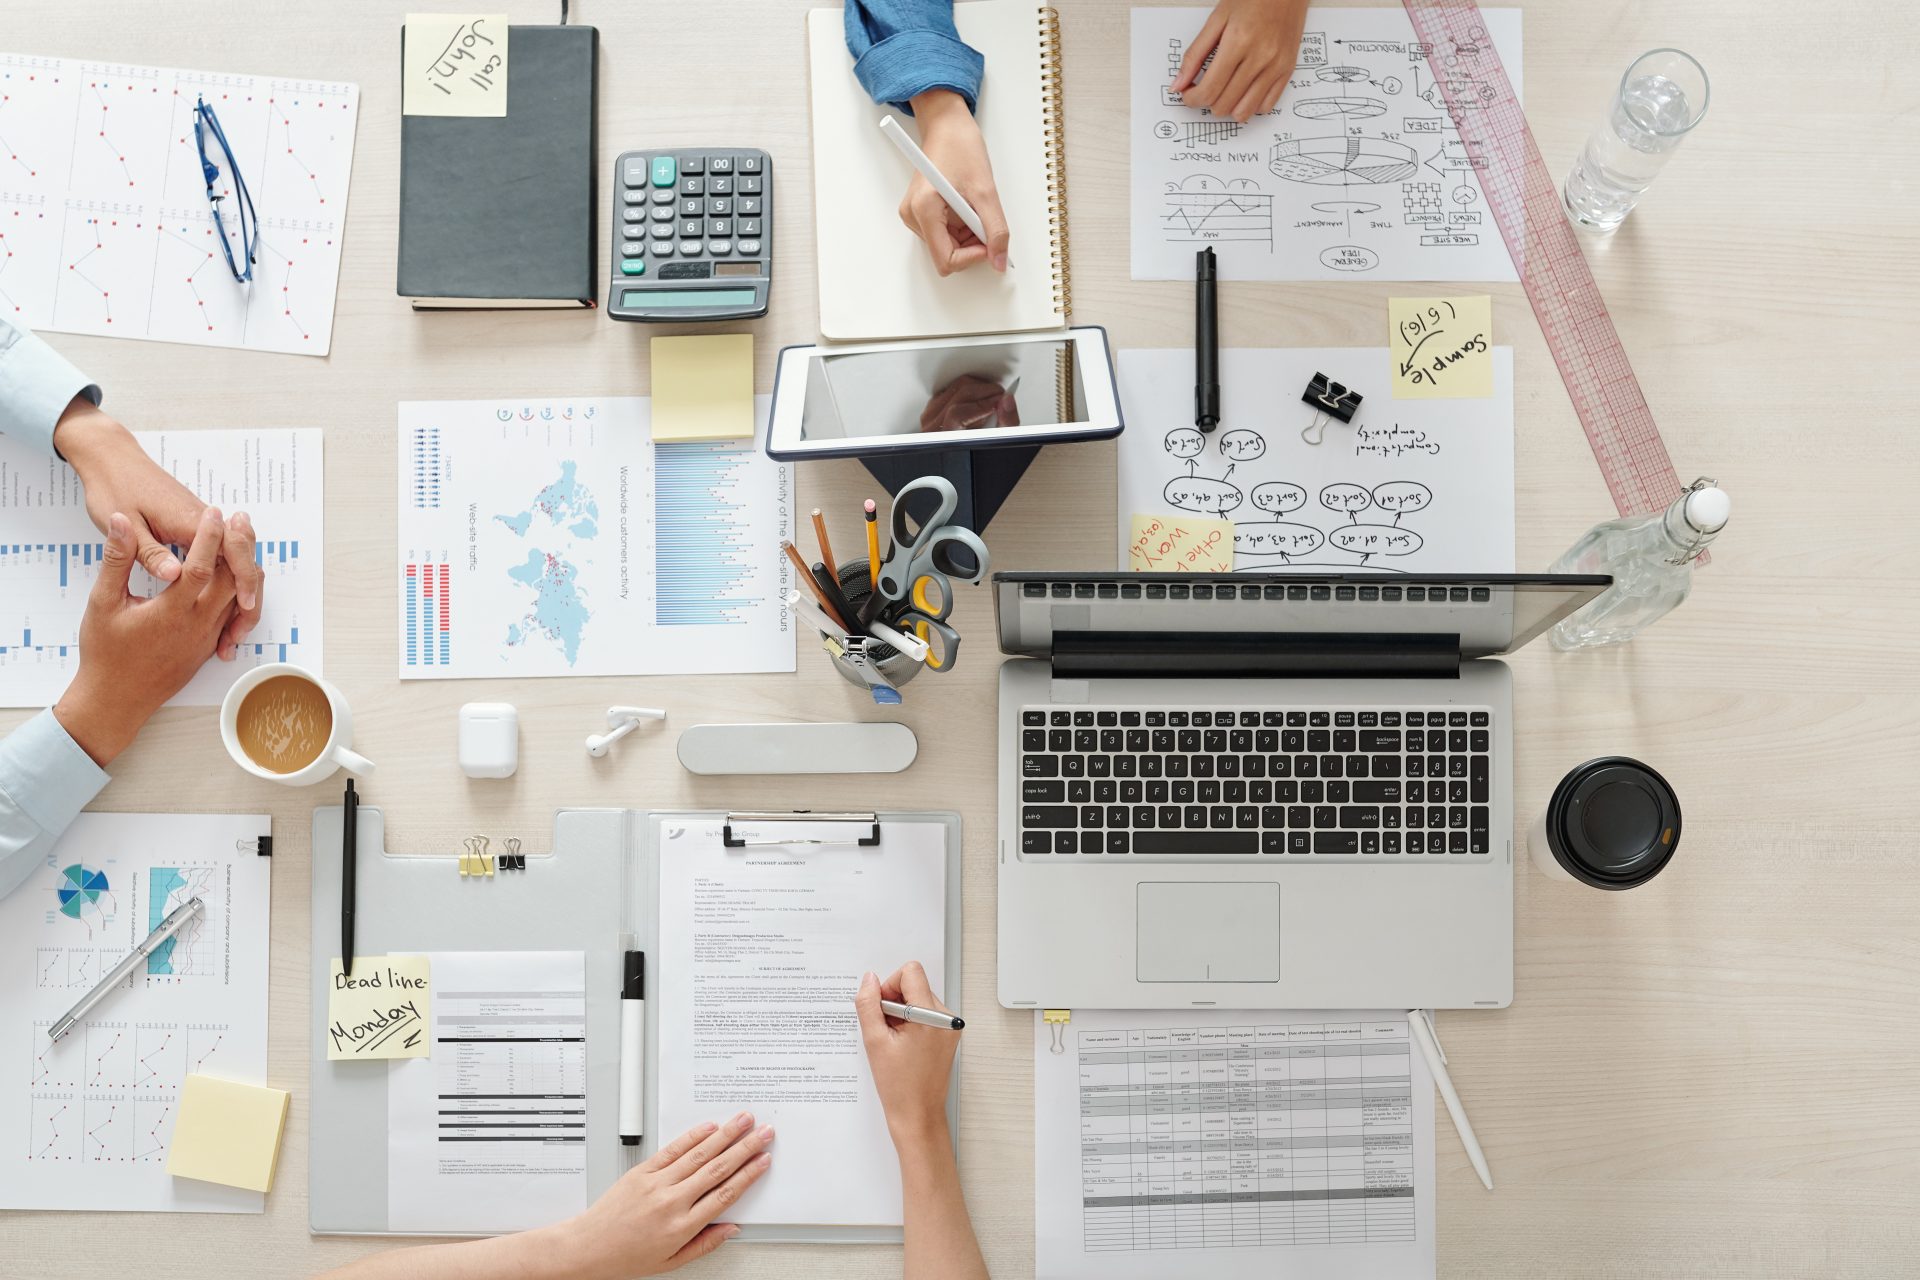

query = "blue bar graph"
[654, 444, 763, 627]
[411, 427, 443, 509]
[402, 564, 450, 667]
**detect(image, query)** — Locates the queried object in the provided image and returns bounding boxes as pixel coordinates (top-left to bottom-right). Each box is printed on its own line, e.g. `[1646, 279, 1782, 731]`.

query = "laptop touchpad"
[1137, 882, 1280, 983]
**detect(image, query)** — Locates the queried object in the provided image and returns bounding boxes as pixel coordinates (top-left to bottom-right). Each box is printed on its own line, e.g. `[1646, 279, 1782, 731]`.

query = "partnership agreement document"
[1035, 1009, 1436, 1280]
[388, 951, 589, 1233]
[655, 818, 949, 1227]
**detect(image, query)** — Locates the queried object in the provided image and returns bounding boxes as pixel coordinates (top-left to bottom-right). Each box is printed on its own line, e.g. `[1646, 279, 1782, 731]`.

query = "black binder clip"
[1300, 373, 1363, 445]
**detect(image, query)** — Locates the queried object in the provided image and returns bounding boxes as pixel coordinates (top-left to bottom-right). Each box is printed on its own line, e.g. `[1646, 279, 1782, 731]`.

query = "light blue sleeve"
[0, 314, 101, 458]
[0, 711, 111, 901]
[844, 0, 985, 114]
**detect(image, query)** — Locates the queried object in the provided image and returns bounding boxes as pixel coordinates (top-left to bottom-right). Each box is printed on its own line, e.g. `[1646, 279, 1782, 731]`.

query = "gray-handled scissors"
[875, 476, 992, 603]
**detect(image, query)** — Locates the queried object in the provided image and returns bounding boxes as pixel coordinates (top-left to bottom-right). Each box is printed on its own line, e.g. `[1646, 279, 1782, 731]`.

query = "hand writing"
[900, 90, 1011, 276]
[920, 375, 1021, 433]
[854, 964, 959, 1148]
[1172, 0, 1311, 123]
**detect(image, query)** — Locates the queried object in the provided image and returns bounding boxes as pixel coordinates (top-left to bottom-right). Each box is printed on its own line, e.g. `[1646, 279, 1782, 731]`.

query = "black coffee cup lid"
[1545, 757, 1680, 889]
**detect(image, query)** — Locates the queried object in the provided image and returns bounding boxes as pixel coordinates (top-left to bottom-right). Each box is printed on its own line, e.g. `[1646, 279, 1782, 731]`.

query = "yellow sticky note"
[403, 14, 509, 118]
[1128, 512, 1235, 573]
[1389, 296, 1493, 398]
[327, 955, 432, 1060]
[167, 1074, 289, 1194]
[651, 334, 755, 442]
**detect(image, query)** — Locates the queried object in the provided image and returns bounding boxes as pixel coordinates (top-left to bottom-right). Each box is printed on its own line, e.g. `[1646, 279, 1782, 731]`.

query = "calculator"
[608, 147, 772, 322]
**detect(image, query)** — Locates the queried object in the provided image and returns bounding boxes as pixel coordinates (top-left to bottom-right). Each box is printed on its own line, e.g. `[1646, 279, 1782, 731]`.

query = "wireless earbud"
[585, 706, 667, 758]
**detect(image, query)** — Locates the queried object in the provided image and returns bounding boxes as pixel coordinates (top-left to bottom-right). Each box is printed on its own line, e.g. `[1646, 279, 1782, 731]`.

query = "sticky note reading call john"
[328, 955, 432, 1060]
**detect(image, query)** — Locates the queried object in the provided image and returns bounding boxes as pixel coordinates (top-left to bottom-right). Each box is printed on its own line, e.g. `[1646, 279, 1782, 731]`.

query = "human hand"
[900, 90, 1010, 276]
[920, 375, 1022, 433]
[854, 964, 959, 1148]
[52, 397, 263, 657]
[1172, 0, 1311, 123]
[54, 507, 240, 766]
[559, 1113, 773, 1278]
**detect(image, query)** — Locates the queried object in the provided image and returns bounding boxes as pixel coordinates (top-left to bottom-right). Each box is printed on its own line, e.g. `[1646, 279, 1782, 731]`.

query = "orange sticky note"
[1127, 512, 1234, 573]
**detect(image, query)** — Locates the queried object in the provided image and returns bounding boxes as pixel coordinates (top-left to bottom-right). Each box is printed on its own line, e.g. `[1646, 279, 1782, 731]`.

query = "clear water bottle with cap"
[1548, 477, 1729, 650]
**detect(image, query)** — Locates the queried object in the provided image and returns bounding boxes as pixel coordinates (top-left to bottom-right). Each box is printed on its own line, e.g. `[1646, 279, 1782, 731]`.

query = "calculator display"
[804, 339, 1091, 443]
[620, 289, 759, 309]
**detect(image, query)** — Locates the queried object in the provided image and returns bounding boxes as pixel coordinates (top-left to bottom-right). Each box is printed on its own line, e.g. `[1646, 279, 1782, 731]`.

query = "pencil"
[864, 499, 881, 584]
[810, 508, 837, 576]
[784, 540, 850, 630]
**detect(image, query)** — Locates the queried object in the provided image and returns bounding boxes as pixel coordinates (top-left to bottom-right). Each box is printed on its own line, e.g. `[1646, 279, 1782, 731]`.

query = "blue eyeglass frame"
[192, 95, 258, 284]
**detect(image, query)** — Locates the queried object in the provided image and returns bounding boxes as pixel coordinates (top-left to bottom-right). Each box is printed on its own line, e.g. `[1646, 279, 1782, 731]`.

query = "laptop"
[993, 571, 1609, 1011]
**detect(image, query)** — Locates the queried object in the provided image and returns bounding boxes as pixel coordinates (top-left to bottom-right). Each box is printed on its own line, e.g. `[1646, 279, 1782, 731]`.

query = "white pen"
[785, 588, 850, 641]
[879, 998, 965, 1031]
[1407, 1008, 1493, 1191]
[866, 619, 931, 663]
[878, 115, 1013, 269]
[50, 898, 204, 1041]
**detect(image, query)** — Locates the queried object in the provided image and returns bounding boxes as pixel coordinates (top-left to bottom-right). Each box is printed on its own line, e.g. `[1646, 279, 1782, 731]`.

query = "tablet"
[767, 327, 1122, 461]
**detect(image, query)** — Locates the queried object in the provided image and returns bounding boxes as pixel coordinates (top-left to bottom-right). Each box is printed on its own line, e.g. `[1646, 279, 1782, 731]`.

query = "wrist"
[888, 1107, 953, 1157]
[529, 1217, 618, 1280]
[50, 399, 130, 473]
[909, 88, 972, 131]
[52, 677, 146, 768]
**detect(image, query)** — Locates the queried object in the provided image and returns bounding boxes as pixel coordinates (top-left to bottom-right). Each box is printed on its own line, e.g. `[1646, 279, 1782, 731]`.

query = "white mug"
[220, 662, 375, 786]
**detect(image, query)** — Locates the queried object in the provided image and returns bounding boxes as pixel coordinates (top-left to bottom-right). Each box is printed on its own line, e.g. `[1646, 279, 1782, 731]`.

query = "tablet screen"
[801, 337, 1091, 443]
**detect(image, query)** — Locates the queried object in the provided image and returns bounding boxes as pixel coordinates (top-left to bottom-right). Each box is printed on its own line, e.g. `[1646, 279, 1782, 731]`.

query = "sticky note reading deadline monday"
[1390, 296, 1493, 399]
[403, 14, 509, 118]
[327, 955, 432, 1060]
[1128, 512, 1235, 573]
[651, 334, 755, 442]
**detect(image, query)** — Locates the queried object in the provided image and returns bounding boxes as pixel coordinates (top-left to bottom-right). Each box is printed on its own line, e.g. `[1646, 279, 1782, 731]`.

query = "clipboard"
[308, 807, 961, 1243]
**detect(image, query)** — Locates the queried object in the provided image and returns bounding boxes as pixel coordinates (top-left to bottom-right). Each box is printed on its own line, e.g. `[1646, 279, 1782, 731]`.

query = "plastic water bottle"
[1562, 49, 1709, 233]
[1549, 478, 1729, 650]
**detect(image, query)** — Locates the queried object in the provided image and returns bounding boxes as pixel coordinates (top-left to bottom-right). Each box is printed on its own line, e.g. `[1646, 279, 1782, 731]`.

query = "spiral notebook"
[806, 2, 1071, 340]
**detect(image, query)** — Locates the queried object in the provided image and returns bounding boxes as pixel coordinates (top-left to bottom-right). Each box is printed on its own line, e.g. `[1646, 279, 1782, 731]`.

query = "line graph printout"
[0, 813, 270, 1212]
[1034, 1009, 1435, 1280]
[0, 427, 323, 707]
[1117, 348, 1513, 573]
[0, 53, 358, 354]
[1131, 8, 1520, 281]
[396, 395, 794, 679]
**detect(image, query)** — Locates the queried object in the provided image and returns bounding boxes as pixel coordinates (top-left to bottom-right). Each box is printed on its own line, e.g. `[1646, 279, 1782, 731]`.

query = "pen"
[1195, 247, 1220, 432]
[50, 898, 204, 1041]
[812, 561, 858, 633]
[864, 500, 881, 586]
[867, 618, 930, 663]
[785, 588, 849, 643]
[619, 952, 645, 1146]
[810, 507, 837, 576]
[1408, 1009, 1493, 1191]
[342, 777, 358, 977]
[878, 115, 1012, 269]
[784, 540, 850, 630]
[879, 998, 965, 1031]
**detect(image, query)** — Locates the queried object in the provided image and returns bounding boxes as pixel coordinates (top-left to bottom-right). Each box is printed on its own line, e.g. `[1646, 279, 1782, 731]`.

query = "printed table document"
[0, 813, 271, 1212]
[1035, 1009, 1436, 1279]
[388, 951, 589, 1234]
[655, 818, 949, 1227]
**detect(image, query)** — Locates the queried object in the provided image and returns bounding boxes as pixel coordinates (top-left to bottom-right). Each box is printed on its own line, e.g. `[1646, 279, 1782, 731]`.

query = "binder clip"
[1043, 1008, 1071, 1055]
[501, 837, 525, 872]
[1300, 372, 1363, 445]
[460, 835, 492, 877]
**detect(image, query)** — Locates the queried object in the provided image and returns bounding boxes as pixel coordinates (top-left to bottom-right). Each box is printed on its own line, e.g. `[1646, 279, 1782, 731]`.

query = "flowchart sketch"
[1130, 8, 1521, 281]
[0, 52, 358, 354]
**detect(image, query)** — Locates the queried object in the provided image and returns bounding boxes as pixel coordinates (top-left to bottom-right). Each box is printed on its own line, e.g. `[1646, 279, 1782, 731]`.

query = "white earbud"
[585, 706, 668, 757]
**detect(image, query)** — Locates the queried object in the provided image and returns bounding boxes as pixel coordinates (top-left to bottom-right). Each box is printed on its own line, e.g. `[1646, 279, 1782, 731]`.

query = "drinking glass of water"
[1562, 49, 1710, 233]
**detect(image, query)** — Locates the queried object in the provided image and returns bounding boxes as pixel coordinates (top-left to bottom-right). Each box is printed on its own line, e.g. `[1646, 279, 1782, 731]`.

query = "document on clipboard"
[653, 814, 949, 1228]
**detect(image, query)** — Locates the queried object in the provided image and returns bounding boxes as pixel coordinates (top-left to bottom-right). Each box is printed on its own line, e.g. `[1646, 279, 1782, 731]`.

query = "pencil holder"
[827, 561, 923, 692]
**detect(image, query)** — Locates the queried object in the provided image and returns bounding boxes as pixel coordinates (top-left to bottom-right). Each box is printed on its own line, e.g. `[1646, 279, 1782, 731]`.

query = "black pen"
[1195, 247, 1220, 432]
[341, 778, 358, 977]
[812, 561, 858, 634]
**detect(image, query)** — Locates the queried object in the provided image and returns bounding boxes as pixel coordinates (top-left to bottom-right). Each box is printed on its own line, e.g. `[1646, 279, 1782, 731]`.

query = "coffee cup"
[1528, 756, 1679, 889]
[220, 662, 375, 785]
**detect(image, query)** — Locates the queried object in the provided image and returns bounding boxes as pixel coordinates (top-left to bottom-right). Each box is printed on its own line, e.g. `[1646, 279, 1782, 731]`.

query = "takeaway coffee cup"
[1528, 756, 1680, 889]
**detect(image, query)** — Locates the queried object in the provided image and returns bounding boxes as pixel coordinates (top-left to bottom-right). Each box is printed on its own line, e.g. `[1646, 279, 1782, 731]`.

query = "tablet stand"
[858, 445, 1042, 535]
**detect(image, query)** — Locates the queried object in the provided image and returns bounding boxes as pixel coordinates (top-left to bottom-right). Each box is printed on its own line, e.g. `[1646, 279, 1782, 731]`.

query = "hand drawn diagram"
[0, 53, 358, 354]
[1130, 7, 1522, 281]
[1117, 347, 1515, 574]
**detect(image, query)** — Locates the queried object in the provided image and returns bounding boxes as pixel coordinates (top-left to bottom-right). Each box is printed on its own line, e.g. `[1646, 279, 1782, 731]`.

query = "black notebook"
[397, 24, 598, 309]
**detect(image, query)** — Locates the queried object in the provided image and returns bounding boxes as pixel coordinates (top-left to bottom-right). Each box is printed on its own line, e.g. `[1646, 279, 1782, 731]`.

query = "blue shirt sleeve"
[0, 711, 111, 901]
[0, 315, 101, 458]
[844, 0, 985, 114]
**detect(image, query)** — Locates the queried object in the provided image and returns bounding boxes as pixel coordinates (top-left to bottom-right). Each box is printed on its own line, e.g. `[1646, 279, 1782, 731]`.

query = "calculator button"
[707, 240, 731, 256]
[650, 206, 673, 222]
[709, 155, 733, 173]
[680, 219, 703, 238]
[650, 189, 674, 205]
[649, 225, 673, 240]
[623, 224, 647, 240]
[678, 241, 702, 256]
[738, 175, 762, 195]
[621, 241, 645, 256]
[622, 190, 648, 205]
[738, 218, 762, 236]
[620, 259, 646, 275]
[738, 196, 762, 215]
[679, 154, 704, 175]
[709, 176, 733, 196]
[623, 161, 648, 186]
[738, 154, 761, 173]
[680, 197, 703, 217]
[708, 219, 732, 236]
[737, 239, 761, 256]
[679, 176, 705, 196]
[621, 207, 646, 224]
[707, 198, 732, 216]
[651, 156, 677, 188]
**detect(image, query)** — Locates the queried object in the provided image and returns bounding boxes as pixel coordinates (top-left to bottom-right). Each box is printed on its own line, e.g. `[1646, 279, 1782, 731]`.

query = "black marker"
[1194, 247, 1220, 433]
[341, 778, 358, 977]
[619, 951, 644, 1146]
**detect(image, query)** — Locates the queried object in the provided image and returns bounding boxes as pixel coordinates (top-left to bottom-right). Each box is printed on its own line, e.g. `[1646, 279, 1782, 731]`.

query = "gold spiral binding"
[1039, 6, 1071, 320]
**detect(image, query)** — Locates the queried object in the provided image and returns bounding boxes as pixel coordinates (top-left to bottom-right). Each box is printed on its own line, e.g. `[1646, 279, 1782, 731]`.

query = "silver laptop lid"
[992, 572, 1609, 664]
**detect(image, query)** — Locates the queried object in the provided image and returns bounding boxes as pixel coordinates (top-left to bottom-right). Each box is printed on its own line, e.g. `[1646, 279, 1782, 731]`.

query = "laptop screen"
[992, 573, 1609, 661]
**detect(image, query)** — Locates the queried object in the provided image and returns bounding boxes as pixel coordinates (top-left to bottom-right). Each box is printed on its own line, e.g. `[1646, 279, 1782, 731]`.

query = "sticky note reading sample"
[1390, 296, 1493, 399]
[1128, 512, 1235, 573]
[651, 334, 755, 442]
[404, 14, 509, 117]
[327, 955, 433, 1060]
[167, 1074, 290, 1194]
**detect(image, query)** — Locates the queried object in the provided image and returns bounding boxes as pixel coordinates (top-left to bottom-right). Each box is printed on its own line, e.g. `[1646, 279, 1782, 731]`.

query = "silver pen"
[879, 998, 964, 1031]
[49, 897, 204, 1042]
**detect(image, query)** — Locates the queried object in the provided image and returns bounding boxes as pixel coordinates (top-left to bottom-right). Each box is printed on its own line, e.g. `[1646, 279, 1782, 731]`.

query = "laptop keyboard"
[1018, 707, 1494, 862]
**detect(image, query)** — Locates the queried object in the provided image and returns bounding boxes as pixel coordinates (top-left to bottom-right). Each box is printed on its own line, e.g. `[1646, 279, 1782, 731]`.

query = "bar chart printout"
[395, 396, 793, 678]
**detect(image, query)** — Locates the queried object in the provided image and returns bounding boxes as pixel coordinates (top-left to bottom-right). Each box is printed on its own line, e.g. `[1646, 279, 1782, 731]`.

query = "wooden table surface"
[4, 0, 1914, 1275]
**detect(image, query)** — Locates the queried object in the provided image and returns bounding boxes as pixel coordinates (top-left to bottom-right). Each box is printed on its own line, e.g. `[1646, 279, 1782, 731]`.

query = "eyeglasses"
[193, 96, 258, 284]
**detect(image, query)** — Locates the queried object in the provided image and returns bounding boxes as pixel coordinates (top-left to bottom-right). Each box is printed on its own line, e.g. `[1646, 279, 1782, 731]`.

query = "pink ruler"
[1401, 0, 1691, 532]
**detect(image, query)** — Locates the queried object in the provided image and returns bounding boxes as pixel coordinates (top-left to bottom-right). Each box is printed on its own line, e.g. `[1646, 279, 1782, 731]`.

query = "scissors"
[874, 476, 992, 604]
[890, 575, 967, 673]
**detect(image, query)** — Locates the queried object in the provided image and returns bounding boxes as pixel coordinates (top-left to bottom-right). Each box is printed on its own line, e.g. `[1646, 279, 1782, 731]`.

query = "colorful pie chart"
[56, 864, 109, 919]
